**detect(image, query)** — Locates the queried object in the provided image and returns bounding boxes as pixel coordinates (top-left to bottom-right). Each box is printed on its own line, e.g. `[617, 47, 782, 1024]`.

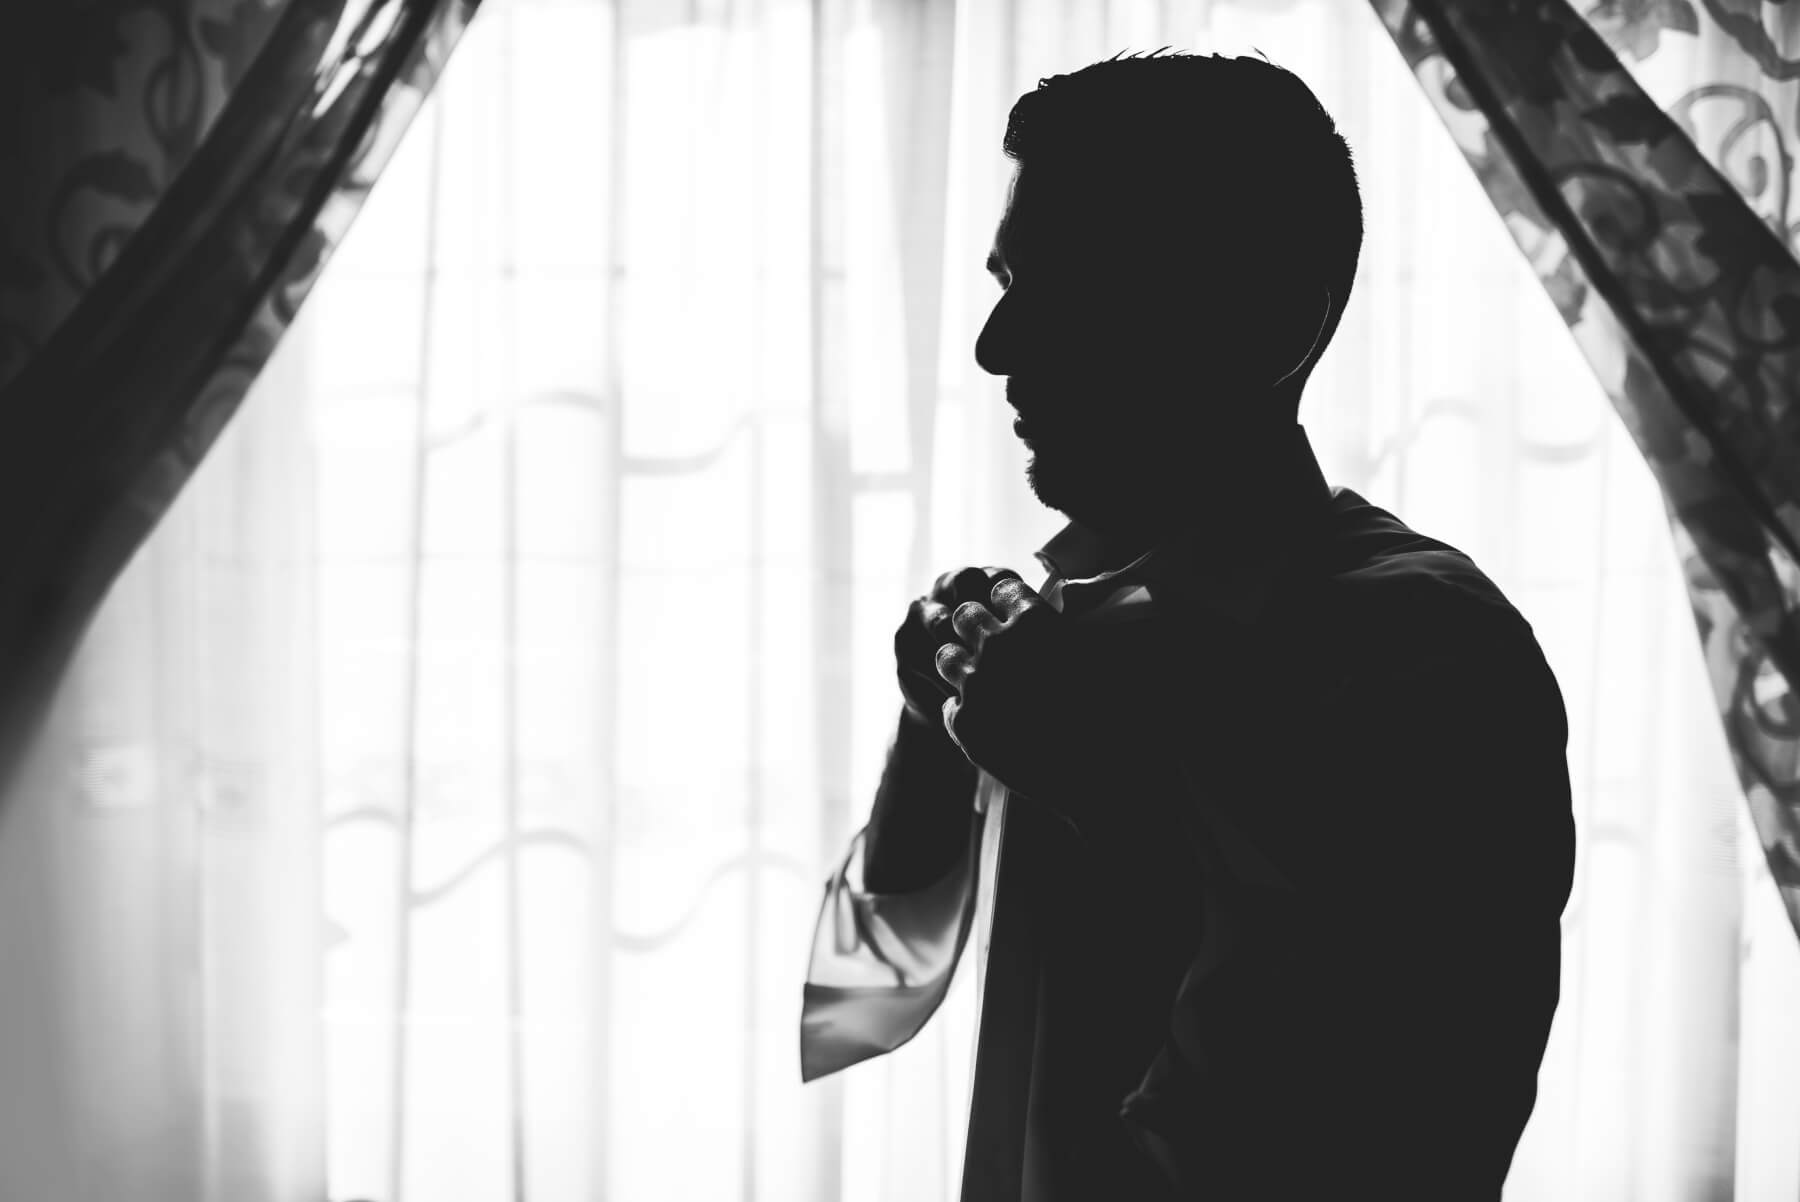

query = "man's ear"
[1271, 286, 1333, 389]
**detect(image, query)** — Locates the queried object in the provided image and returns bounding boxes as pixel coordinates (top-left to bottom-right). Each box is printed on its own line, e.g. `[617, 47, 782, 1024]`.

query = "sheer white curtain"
[2, 0, 1795, 1199]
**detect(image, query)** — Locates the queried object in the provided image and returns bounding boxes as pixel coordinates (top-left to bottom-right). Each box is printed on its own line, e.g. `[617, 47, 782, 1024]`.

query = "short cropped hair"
[1002, 48, 1362, 361]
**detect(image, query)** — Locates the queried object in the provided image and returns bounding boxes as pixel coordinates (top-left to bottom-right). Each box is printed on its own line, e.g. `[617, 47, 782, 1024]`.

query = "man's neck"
[1075, 423, 1331, 573]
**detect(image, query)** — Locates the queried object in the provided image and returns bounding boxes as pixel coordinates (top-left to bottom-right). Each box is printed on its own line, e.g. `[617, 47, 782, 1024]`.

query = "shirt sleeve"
[798, 790, 989, 1083]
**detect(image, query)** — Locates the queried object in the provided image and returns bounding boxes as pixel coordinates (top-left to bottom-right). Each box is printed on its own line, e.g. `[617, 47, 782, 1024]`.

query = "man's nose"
[974, 290, 1020, 377]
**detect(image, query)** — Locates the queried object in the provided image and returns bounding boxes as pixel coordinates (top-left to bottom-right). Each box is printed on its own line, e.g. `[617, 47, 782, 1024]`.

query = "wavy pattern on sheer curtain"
[3, 0, 1797, 1200]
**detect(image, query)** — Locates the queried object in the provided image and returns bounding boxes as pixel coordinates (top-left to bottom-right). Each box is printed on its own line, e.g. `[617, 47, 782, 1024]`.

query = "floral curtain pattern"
[1369, 0, 1800, 938]
[0, 0, 481, 792]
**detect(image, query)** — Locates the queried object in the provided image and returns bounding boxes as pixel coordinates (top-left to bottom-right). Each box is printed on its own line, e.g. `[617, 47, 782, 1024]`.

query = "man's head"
[975, 49, 1362, 534]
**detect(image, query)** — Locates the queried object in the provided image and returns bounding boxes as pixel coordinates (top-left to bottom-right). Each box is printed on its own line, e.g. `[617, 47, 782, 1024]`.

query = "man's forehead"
[990, 169, 1151, 268]
[988, 168, 1022, 258]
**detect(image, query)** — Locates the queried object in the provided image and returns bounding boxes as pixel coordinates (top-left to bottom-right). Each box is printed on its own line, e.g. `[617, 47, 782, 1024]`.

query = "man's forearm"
[800, 707, 980, 1081]
[860, 707, 979, 893]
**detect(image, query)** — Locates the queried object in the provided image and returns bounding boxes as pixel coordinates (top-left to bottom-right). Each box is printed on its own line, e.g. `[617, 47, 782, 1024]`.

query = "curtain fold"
[0, 0, 482, 794]
[1366, 0, 1800, 939]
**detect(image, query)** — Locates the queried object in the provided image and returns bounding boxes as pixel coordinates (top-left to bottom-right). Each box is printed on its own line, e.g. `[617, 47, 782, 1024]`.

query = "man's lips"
[1012, 413, 1048, 442]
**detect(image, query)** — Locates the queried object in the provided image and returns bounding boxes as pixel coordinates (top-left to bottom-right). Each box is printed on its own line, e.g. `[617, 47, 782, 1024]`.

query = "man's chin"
[1029, 444, 1166, 529]
[1025, 451, 1116, 526]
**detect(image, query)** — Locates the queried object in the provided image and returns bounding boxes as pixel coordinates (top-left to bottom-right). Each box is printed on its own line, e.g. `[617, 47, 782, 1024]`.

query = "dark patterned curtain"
[1369, 0, 1800, 938]
[0, 0, 482, 791]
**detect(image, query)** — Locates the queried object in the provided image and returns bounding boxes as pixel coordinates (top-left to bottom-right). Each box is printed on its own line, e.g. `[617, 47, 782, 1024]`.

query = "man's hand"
[933, 575, 1130, 809]
[893, 566, 1023, 731]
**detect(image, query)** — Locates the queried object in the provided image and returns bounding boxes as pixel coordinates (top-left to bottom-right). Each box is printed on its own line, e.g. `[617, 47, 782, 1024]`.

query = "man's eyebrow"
[985, 250, 1006, 276]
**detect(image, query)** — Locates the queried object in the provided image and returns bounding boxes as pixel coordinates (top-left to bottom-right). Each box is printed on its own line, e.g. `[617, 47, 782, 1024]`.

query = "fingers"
[952, 600, 1004, 652]
[929, 568, 973, 606]
[941, 695, 968, 755]
[915, 565, 1033, 692]
[987, 574, 1045, 623]
[984, 565, 1023, 588]
[897, 596, 958, 656]
[948, 567, 994, 612]
[922, 600, 957, 649]
[935, 641, 976, 689]
[894, 601, 958, 709]
[932, 565, 1023, 608]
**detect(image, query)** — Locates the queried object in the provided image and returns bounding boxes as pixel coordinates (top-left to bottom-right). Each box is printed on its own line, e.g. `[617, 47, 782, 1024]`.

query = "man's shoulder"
[1289, 489, 1540, 672]
[1317, 485, 1526, 618]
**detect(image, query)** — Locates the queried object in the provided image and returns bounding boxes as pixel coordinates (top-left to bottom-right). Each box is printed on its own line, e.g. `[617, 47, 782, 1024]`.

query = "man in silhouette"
[800, 50, 1574, 1200]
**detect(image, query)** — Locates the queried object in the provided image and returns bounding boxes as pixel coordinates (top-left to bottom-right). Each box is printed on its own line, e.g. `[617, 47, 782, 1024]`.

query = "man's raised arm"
[798, 568, 1015, 1082]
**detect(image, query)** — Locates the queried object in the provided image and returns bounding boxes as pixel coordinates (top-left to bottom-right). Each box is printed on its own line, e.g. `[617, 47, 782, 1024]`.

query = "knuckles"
[904, 566, 1052, 700]
[953, 601, 988, 623]
[989, 576, 1029, 610]
[951, 600, 991, 644]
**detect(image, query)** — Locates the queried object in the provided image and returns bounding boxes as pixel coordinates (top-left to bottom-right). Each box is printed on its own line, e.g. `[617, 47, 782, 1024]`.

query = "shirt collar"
[1032, 424, 1341, 625]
